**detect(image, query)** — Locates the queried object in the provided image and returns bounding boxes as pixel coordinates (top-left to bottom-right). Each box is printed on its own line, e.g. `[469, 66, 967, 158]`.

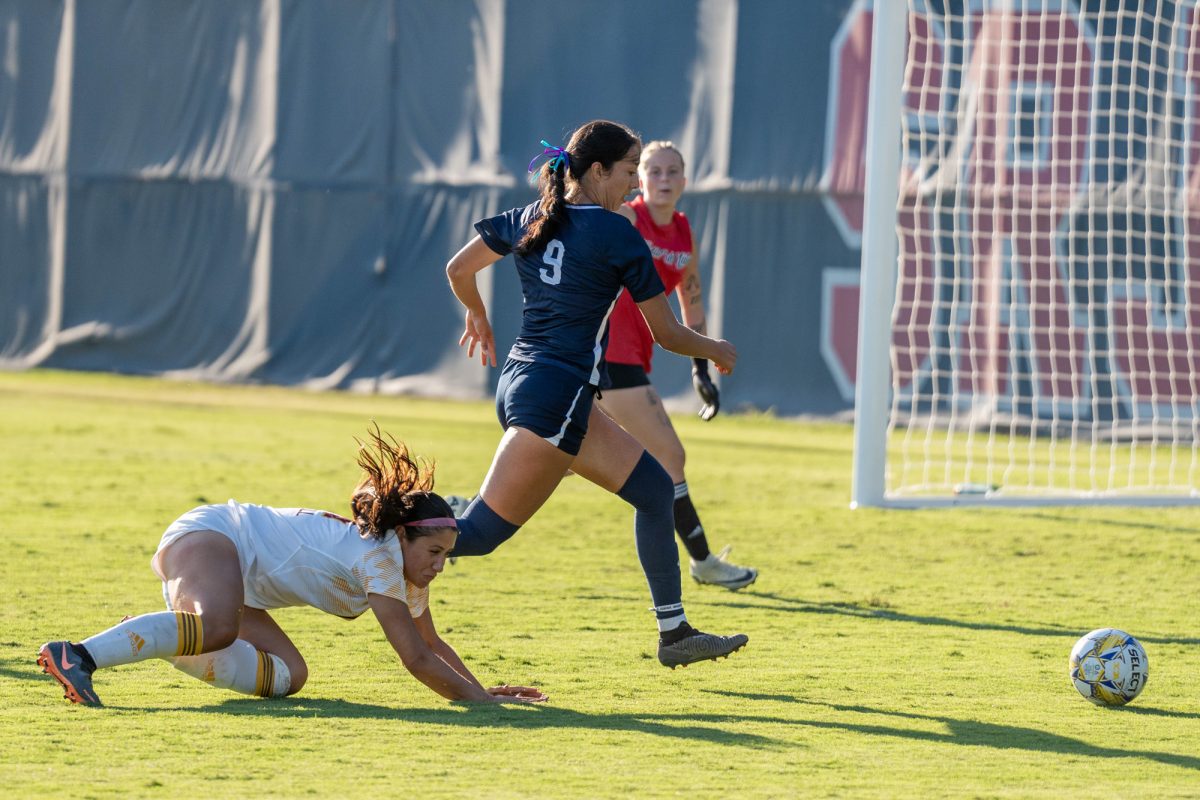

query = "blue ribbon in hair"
[526, 139, 570, 180]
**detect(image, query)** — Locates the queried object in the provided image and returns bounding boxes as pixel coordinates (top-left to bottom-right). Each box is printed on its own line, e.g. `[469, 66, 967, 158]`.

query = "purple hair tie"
[405, 517, 458, 528]
[527, 139, 570, 180]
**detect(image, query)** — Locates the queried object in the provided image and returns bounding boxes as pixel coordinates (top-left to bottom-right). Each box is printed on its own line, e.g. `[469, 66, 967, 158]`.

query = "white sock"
[171, 639, 291, 697]
[82, 611, 204, 668]
[655, 602, 688, 632]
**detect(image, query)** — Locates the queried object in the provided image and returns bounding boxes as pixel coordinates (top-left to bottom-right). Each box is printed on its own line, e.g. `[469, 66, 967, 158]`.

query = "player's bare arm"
[447, 236, 503, 366]
[369, 593, 499, 703]
[637, 294, 735, 373]
[411, 601, 547, 702]
[676, 236, 706, 334]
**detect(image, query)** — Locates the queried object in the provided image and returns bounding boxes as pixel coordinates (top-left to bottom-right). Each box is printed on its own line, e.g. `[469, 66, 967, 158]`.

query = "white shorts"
[149, 500, 419, 618]
[151, 504, 247, 608]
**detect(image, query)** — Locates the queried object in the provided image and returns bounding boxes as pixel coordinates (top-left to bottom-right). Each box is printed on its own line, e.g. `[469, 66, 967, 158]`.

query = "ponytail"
[515, 158, 569, 256]
[513, 120, 641, 257]
[349, 424, 452, 540]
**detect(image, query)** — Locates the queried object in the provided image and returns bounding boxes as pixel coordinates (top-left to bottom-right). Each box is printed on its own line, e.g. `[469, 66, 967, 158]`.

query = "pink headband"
[405, 517, 458, 528]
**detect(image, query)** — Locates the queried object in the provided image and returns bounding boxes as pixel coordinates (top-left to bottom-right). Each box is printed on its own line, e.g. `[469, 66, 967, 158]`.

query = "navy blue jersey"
[475, 202, 665, 384]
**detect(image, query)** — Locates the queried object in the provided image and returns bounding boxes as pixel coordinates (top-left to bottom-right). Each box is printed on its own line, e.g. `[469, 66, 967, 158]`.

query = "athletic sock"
[451, 496, 521, 556]
[171, 639, 291, 697]
[659, 622, 698, 646]
[672, 483, 712, 561]
[81, 611, 205, 668]
[72, 642, 98, 673]
[617, 451, 686, 631]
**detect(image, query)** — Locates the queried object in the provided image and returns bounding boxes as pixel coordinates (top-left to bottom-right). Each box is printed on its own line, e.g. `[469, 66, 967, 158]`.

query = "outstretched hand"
[459, 309, 497, 367]
[487, 684, 548, 703]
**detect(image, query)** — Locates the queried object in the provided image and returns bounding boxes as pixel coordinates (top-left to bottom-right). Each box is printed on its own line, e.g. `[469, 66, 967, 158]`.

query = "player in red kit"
[602, 142, 758, 591]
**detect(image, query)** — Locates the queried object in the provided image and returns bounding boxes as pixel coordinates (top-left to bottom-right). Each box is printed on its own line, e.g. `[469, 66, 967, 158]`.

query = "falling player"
[37, 426, 546, 707]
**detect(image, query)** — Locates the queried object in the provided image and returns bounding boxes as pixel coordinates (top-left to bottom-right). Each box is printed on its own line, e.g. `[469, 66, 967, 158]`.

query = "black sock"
[659, 622, 697, 646]
[73, 642, 97, 672]
[673, 490, 711, 561]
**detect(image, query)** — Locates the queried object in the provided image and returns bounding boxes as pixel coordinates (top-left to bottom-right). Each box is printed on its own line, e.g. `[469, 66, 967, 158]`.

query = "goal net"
[853, 0, 1200, 506]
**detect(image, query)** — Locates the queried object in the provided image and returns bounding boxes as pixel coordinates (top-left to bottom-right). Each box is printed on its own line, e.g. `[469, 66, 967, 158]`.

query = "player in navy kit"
[445, 120, 748, 668]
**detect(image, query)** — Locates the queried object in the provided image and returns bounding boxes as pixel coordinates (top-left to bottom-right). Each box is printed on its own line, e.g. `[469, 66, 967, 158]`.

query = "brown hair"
[514, 119, 641, 256]
[350, 424, 453, 541]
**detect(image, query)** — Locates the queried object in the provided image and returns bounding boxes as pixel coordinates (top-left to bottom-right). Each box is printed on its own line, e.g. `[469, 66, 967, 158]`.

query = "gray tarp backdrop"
[0, 0, 868, 414]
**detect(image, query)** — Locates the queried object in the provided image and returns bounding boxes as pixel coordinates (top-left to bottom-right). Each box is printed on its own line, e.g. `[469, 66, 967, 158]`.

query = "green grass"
[1, 369, 1198, 798]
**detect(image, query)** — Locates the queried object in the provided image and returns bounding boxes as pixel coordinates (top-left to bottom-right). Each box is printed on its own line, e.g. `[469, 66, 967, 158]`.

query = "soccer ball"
[1068, 628, 1149, 706]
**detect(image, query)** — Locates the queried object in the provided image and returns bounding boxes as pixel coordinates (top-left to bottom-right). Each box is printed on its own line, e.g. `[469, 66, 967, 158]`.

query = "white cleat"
[690, 545, 758, 591]
[446, 495, 470, 517]
[445, 495, 470, 565]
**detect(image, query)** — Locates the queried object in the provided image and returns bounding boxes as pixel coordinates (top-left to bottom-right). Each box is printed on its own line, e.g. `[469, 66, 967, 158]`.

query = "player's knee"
[284, 659, 308, 695]
[466, 536, 503, 556]
[199, 616, 240, 652]
[452, 499, 520, 557]
[646, 456, 674, 503]
[664, 443, 686, 477]
[617, 451, 674, 512]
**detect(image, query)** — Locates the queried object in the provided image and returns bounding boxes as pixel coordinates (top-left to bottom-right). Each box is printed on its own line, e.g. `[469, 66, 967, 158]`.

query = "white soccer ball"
[1068, 628, 1149, 706]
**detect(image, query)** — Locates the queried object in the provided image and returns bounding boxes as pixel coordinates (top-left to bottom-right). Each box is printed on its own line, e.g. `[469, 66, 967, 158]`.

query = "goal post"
[852, 0, 1200, 507]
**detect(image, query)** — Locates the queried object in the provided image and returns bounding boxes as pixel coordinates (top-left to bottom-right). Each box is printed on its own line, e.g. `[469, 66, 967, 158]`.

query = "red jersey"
[605, 196, 694, 372]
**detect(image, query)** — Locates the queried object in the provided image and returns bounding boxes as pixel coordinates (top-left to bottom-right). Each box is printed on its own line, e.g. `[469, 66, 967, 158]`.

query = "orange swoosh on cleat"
[38, 645, 95, 706]
[59, 646, 78, 672]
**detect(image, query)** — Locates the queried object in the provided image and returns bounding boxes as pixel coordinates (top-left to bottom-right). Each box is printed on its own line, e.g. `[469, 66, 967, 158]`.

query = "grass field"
[2, 369, 1198, 799]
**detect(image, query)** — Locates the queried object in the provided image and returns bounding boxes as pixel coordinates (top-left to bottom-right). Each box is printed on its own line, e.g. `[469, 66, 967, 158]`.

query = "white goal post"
[853, 0, 1200, 507]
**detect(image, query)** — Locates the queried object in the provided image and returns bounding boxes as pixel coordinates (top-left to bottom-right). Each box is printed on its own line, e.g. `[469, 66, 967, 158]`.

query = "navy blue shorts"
[496, 359, 595, 456]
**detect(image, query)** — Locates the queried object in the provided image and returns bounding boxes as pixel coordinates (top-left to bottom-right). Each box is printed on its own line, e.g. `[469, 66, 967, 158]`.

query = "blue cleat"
[37, 641, 103, 707]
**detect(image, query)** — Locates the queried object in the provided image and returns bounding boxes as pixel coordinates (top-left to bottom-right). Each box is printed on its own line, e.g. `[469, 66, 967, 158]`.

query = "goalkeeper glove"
[691, 358, 720, 421]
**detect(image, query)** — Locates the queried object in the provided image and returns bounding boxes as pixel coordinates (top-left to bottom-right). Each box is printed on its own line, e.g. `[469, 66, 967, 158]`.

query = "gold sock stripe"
[173, 612, 203, 657]
[189, 614, 204, 656]
[254, 650, 265, 695]
[173, 612, 191, 657]
[255, 650, 275, 697]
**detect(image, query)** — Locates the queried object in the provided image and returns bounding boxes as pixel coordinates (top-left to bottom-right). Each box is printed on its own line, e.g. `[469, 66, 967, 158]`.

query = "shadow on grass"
[707, 693, 1200, 771]
[713, 591, 1200, 646]
[137, 694, 1200, 769]
[0, 656, 47, 683]
[136, 697, 784, 749]
[700, 689, 802, 703]
[1012, 510, 1200, 536]
[1111, 704, 1200, 720]
[704, 688, 1200, 720]
[791, 699, 1200, 771]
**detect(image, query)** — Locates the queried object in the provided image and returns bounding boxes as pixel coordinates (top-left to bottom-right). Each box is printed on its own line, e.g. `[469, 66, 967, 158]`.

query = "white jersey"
[154, 500, 429, 619]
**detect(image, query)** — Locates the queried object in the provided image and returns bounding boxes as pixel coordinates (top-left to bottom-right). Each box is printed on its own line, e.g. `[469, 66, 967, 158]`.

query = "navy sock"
[617, 452, 684, 624]
[451, 496, 520, 557]
[659, 622, 697, 646]
[672, 485, 711, 561]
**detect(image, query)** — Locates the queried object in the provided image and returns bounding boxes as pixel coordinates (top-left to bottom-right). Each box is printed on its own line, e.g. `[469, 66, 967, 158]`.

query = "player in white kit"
[37, 427, 546, 707]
